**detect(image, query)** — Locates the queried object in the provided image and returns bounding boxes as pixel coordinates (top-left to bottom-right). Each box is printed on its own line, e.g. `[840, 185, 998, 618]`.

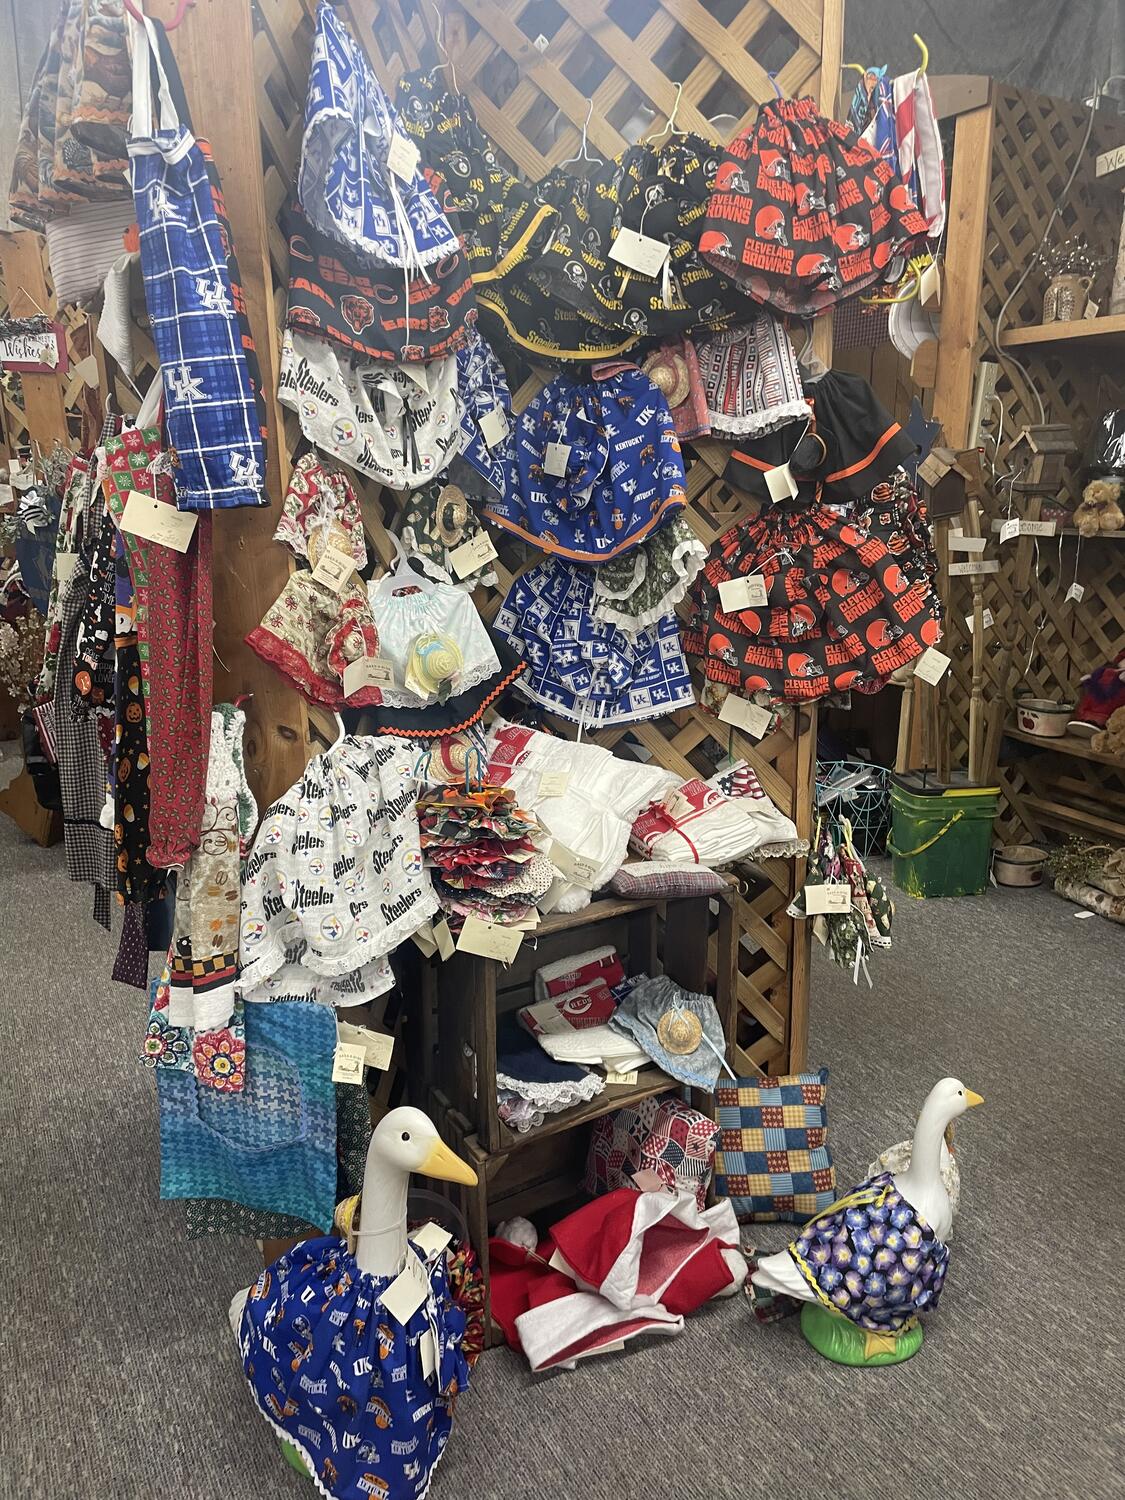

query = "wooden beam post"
[147, 0, 309, 809]
[0, 231, 70, 453]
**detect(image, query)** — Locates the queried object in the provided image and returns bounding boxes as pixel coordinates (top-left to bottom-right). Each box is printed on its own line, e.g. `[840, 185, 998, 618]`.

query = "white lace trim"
[592, 536, 708, 634]
[707, 398, 811, 438]
[495, 1069, 604, 1113]
[375, 656, 502, 710]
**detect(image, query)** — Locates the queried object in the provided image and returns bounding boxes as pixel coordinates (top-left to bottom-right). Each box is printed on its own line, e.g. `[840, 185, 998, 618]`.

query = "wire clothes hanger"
[123, 0, 196, 29]
[558, 97, 603, 167]
[425, 0, 458, 94]
[646, 81, 686, 143]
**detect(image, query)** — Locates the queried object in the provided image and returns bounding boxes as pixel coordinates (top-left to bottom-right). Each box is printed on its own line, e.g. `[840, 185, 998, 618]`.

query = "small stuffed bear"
[1073, 477, 1125, 537]
[1091, 705, 1125, 757]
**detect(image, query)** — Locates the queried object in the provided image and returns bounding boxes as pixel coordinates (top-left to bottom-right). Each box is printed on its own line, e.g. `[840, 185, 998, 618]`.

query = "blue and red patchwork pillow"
[713, 1067, 835, 1223]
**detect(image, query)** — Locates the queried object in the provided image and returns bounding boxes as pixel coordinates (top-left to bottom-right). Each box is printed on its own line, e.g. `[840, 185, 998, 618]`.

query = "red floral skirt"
[684, 503, 940, 702]
[699, 96, 929, 316]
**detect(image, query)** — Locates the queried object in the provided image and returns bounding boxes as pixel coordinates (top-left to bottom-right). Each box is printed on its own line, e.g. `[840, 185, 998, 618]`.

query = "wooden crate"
[419, 888, 739, 1339]
[932, 82, 1125, 842]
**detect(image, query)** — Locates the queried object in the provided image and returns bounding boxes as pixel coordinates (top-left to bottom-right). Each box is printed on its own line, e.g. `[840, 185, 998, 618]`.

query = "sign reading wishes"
[0, 325, 67, 373]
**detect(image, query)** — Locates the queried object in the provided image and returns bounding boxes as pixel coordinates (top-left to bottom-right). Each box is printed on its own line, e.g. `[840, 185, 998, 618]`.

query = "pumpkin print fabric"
[700, 96, 929, 316]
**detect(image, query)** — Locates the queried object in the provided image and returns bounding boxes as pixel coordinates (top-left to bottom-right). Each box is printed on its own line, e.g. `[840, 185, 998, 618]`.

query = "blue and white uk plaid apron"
[127, 12, 266, 511]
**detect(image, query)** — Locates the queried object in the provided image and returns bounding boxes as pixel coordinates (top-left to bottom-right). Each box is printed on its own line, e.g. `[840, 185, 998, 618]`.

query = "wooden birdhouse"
[1009, 424, 1077, 495]
[916, 446, 977, 519]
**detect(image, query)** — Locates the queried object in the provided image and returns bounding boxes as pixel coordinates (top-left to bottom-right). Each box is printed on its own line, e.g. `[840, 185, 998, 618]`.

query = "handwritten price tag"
[478, 406, 509, 448]
[765, 463, 798, 502]
[544, 441, 572, 477]
[449, 530, 498, 578]
[457, 915, 523, 963]
[804, 883, 852, 914]
[538, 770, 570, 798]
[609, 228, 669, 277]
[387, 130, 421, 182]
[718, 694, 772, 739]
[913, 646, 952, 685]
[718, 574, 768, 611]
[121, 491, 197, 552]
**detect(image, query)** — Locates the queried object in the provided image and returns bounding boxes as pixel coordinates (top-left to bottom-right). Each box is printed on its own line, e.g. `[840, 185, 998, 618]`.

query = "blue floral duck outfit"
[788, 1171, 950, 1334]
[240, 1234, 470, 1500]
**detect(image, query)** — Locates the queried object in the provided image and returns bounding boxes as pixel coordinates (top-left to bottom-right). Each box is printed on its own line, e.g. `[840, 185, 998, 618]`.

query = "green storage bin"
[888, 777, 1000, 898]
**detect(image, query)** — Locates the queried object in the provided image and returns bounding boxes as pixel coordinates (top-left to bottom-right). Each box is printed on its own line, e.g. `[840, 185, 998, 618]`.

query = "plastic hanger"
[768, 72, 783, 100]
[559, 98, 603, 167]
[843, 34, 927, 79]
[123, 0, 196, 29]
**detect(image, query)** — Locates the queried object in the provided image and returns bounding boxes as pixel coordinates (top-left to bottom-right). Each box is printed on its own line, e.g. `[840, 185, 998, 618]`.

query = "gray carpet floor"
[2, 813, 1122, 1500]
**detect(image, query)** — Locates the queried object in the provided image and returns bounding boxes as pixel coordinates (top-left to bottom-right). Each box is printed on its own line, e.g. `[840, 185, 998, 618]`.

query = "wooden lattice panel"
[244, 0, 833, 1071]
[935, 85, 1125, 840]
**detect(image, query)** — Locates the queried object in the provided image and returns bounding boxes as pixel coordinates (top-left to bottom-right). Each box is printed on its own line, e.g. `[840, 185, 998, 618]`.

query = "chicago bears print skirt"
[699, 96, 929, 316]
[684, 501, 940, 702]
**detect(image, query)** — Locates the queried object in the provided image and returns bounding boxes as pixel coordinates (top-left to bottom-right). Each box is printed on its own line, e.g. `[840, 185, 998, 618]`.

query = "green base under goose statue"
[751, 1077, 982, 1366]
[230, 1107, 479, 1499]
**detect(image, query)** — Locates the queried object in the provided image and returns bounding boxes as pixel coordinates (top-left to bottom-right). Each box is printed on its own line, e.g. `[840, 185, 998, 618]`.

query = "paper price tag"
[916, 453, 950, 488]
[457, 914, 523, 963]
[1000, 517, 1021, 544]
[433, 917, 455, 961]
[0, 483, 14, 507]
[420, 1329, 438, 1383]
[918, 259, 941, 307]
[550, 839, 600, 887]
[804, 883, 852, 914]
[718, 574, 768, 612]
[913, 646, 952, 685]
[72, 353, 100, 386]
[538, 769, 570, 799]
[343, 655, 394, 699]
[764, 463, 798, 502]
[608, 227, 670, 277]
[1065, 582, 1085, 604]
[411, 1222, 453, 1258]
[718, 693, 773, 739]
[449, 529, 498, 579]
[544, 441, 572, 478]
[412, 924, 438, 957]
[948, 559, 1000, 577]
[380, 1255, 430, 1324]
[948, 535, 987, 554]
[331, 1041, 367, 1085]
[537, 879, 567, 915]
[605, 1069, 639, 1086]
[121, 491, 197, 552]
[338, 1021, 395, 1072]
[387, 129, 421, 182]
[1084, 299, 1100, 320]
[312, 545, 356, 592]
[964, 609, 994, 635]
[478, 406, 509, 448]
[55, 552, 81, 583]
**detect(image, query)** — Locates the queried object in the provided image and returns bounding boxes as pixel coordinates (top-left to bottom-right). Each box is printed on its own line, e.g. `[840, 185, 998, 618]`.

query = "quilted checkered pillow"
[585, 1094, 720, 1210]
[713, 1068, 835, 1222]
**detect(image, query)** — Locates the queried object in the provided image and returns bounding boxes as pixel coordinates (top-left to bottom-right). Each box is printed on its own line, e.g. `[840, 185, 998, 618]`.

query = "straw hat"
[406, 631, 464, 700]
[643, 347, 691, 409]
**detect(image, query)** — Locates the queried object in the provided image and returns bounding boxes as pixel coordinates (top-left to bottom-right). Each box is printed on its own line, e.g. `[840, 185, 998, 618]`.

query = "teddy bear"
[1091, 704, 1125, 758]
[1072, 477, 1125, 537]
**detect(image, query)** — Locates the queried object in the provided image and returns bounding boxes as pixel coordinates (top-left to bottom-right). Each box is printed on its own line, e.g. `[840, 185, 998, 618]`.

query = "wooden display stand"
[415, 890, 739, 1341]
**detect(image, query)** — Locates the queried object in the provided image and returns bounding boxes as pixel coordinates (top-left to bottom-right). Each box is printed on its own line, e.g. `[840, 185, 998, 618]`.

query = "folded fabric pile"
[417, 785, 552, 929]
[490, 1186, 746, 1371]
[521, 947, 649, 1074]
[496, 1014, 603, 1134]
[631, 759, 806, 864]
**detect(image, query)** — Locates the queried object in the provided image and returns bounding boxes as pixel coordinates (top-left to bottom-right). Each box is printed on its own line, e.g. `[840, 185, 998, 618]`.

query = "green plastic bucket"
[888, 777, 1000, 898]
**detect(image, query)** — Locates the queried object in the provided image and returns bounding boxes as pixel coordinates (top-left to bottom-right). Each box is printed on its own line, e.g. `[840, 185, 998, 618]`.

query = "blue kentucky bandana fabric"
[239, 1234, 470, 1500]
[127, 14, 266, 511]
[453, 329, 518, 505]
[157, 998, 337, 1228]
[300, 1, 459, 269]
[484, 366, 687, 563]
[495, 555, 694, 728]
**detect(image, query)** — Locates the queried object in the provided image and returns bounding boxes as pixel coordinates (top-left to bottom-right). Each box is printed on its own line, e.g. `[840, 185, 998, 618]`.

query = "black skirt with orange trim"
[722, 369, 915, 504]
[683, 502, 941, 703]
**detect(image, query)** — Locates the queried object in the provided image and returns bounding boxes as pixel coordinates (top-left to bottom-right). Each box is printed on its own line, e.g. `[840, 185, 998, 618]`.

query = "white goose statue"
[751, 1077, 982, 1365]
[232, 1106, 479, 1498]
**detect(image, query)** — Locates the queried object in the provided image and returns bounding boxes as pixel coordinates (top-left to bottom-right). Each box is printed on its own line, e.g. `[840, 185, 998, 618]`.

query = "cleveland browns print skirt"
[699, 96, 929, 316]
[683, 502, 940, 702]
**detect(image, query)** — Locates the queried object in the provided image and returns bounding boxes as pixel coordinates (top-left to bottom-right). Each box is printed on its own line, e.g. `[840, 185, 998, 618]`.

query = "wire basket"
[815, 759, 892, 856]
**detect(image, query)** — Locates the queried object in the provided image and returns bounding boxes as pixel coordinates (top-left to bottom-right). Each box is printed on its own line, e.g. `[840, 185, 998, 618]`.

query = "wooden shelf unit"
[414, 891, 739, 1340]
[998, 314, 1125, 351]
[1006, 724, 1124, 768]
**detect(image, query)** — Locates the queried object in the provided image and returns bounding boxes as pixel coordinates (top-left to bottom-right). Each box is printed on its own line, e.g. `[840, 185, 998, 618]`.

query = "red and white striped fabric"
[630, 761, 803, 866]
[893, 68, 945, 238]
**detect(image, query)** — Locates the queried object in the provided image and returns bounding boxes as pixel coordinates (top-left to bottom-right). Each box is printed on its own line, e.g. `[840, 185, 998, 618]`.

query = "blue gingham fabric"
[127, 14, 266, 511]
[300, 1, 459, 268]
[495, 555, 694, 728]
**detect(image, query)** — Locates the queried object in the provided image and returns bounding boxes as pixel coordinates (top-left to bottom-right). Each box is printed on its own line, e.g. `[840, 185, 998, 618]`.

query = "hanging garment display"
[35, 455, 90, 704]
[283, 202, 478, 362]
[8, 0, 132, 232]
[891, 69, 946, 239]
[299, 1, 459, 268]
[684, 499, 940, 703]
[700, 96, 929, 316]
[398, 481, 498, 592]
[239, 736, 437, 991]
[351, 627, 527, 740]
[247, 571, 378, 710]
[272, 450, 367, 570]
[396, 68, 556, 284]
[496, 556, 695, 728]
[484, 366, 687, 563]
[722, 369, 915, 504]
[452, 328, 519, 507]
[127, 13, 266, 510]
[694, 315, 807, 439]
[529, 132, 738, 340]
[70, 494, 117, 724]
[847, 67, 896, 160]
[158, 997, 338, 1228]
[642, 337, 711, 442]
[111, 527, 164, 911]
[278, 328, 460, 487]
[103, 425, 213, 869]
[588, 514, 708, 635]
[854, 468, 942, 623]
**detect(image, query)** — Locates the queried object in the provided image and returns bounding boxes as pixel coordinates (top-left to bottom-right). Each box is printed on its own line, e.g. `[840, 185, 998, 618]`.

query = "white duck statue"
[232, 1106, 478, 1498]
[751, 1077, 982, 1365]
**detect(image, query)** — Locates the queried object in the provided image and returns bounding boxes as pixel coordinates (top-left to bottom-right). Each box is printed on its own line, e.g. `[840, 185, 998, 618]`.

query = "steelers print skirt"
[684, 502, 940, 702]
[699, 96, 929, 316]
